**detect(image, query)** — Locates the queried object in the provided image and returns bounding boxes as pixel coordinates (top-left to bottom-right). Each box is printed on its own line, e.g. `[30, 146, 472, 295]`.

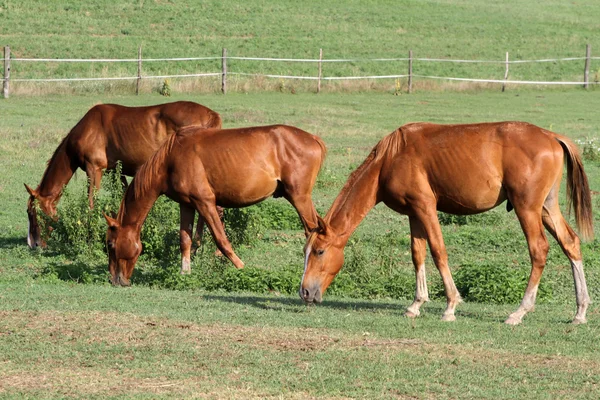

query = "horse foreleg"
[405, 217, 430, 318]
[179, 204, 195, 275]
[193, 200, 244, 269]
[85, 165, 103, 209]
[506, 209, 549, 325]
[416, 207, 462, 321]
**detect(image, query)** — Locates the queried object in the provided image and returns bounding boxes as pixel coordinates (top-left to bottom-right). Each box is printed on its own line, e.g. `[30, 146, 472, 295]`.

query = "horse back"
[380, 122, 564, 214]
[167, 125, 326, 207]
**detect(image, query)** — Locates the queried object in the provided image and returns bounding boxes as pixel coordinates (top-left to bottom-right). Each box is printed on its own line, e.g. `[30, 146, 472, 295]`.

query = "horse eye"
[316, 249, 325, 256]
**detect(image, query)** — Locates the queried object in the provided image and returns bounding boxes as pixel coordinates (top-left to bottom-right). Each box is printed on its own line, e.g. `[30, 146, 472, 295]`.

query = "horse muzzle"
[299, 285, 323, 304]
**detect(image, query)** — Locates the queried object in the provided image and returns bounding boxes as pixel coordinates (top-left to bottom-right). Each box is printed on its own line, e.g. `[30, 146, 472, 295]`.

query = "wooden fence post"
[136, 45, 142, 95]
[408, 50, 413, 94]
[221, 48, 227, 94]
[3, 46, 10, 99]
[317, 48, 323, 93]
[502, 52, 509, 92]
[584, 44, 591, 89]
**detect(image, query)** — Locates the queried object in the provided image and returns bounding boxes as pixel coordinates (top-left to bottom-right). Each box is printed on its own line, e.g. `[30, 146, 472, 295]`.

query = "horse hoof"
[404, 310, 419, 318]
[572, 317, 587, 325]
[441, 314, 456, 322]
[504, 316, 522, 325]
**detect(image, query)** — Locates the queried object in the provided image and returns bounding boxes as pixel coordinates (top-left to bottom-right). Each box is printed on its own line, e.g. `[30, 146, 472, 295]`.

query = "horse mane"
[325, 128, 405, 223]
[313, 134, 328, 169]
[209, 110, 223, 129]
[39, 135, 70, 188]
[132, 131, 180, 200]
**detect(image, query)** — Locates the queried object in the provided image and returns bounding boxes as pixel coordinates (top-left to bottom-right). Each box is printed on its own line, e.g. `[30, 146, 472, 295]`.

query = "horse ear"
[317, 215, 328, 234]
[103, 212, 119, 229]
[24, 184, 37, 197]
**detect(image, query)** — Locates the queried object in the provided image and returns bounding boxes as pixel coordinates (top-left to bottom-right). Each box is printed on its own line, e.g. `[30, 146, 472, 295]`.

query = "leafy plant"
[451, 262, 552, 304]
[159, 79, 171, 96]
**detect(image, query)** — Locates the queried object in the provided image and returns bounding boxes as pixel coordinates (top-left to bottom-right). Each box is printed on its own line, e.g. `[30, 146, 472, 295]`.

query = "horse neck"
[37, 141, 76, 202]
[118, 168, 166, 232]
[326, 155, 382, 242]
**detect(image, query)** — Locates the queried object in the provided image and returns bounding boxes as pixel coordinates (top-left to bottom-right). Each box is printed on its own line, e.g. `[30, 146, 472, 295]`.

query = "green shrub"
[223, 207, 264, 247]
[46, 165, 124, 258]
[451, 262, 552, 304]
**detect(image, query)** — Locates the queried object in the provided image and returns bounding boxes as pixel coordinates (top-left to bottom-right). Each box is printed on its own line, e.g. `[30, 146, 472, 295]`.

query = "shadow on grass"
[40, 259, 110, 284]
[200, 293, 416, 315]
[0, 236, 27, 249]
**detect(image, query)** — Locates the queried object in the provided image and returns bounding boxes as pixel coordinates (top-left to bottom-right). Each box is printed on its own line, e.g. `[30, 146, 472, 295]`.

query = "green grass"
[1, 282, 599, 399]
[1, 0, 600, 93]
[2, 90, 600, 397]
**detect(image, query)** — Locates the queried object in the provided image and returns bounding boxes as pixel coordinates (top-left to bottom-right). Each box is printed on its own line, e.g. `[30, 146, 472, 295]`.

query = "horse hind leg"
[541, 192, 590, 324]
[505, 207, 549, 325]
[179, 204, 195, 275]
[405, 217, 430, 318]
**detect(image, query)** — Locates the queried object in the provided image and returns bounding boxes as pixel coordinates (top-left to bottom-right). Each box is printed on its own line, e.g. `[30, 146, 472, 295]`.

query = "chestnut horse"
[300, 122, 593, 325]
[104, 124, 327, 286]
[25, 101, 222, 248]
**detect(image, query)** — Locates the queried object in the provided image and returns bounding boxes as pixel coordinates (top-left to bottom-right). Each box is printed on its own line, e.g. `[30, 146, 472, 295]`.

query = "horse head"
[104, 213, 142, 287]
[24, 183, 55, 249]
[299, 216, 346, 304]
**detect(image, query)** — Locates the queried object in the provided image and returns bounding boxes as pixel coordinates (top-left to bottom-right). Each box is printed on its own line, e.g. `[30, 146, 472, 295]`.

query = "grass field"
[2, 0, 600, 397]
[2, 0, 600, 93]
[2, 90, 600, 398]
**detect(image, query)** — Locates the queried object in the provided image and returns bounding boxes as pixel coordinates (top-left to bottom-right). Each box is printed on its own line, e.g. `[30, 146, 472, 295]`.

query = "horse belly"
[436, 180, 507, 214]
[212, 170, 279, 208]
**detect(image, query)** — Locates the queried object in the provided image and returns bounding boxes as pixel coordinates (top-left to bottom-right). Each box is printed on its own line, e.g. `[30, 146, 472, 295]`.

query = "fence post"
[221, 48, 227, 94]
[3, 45, 10, 99]
[502, 52, 509, 92]
[317, 48, 323, 93]
[136, 45, 142, 95]
[408, 50, 413, 94]
[584, 44, 591, 89]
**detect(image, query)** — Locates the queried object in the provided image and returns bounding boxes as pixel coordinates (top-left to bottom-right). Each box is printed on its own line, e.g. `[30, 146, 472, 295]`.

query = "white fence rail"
[2, 45, 598, 98]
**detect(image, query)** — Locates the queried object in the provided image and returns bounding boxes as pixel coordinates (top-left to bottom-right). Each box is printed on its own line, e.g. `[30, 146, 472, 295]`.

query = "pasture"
[1, 90, 600, 398]
[2, 0, 600, 94]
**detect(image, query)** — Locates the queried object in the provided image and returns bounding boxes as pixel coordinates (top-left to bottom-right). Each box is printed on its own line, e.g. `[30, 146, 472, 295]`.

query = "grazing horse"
[24, 101, 222, 248]
[300, 122, 593, 325]
[104, 124, 327, 286]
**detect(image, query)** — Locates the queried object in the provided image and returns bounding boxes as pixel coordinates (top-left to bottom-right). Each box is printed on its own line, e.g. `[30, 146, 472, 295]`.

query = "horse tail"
[133, 131, 179, 200]
[555, 135, 594, 241]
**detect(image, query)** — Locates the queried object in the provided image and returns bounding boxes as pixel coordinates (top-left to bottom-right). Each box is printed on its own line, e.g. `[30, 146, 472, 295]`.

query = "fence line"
[2, 45, 598, 98]
[10, 55, 600, 64]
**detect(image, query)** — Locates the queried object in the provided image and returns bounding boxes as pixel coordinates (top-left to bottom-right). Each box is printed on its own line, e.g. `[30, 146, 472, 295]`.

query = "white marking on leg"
[571, 260, 590, 323]
[406, 264, 429, 317]
[180, 257, 191, 275]
[506, 284, 538, 325]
